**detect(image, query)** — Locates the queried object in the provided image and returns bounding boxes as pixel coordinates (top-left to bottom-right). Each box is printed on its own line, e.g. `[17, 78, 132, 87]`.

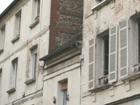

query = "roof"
[40, 35, 82, 61]
[0, 0, 19, 20]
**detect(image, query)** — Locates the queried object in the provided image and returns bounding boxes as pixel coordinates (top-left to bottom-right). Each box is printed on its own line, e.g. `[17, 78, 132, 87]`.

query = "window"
[88, 26, 118, 90]
[30, 0, 40, 28]
[104, 35, 109, 75]
[12, 10, 21, 43]
[0, 25, 5, 53]
[129, 17, 140, 76]
[58, 80, 68, 105]
[96, 30, 109, 87]
[25, 46, 38, 85]
[138, 20, 140, 62]
[33, 0, 40, 21]
[7, 58, 18, 94]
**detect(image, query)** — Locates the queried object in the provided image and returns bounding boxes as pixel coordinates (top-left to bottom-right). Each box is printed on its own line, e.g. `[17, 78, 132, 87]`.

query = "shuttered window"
[88, 39, 95, 90]
[0, 25, 5, 51]
[119, 20, 129, 79]
[109, 26, 118, 83]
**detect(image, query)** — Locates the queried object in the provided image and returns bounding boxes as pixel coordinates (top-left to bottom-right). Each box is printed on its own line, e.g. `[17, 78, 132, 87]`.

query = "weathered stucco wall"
[0, 0, 51, 105]
[43, 62, 81, 105]
[82, 0, 140, 105]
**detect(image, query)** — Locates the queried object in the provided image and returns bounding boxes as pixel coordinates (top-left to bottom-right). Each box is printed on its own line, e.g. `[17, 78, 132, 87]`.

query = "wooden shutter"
[109, 26, 118, 83]
[119, 20, 129, 79]
[88, 38, 95, 90]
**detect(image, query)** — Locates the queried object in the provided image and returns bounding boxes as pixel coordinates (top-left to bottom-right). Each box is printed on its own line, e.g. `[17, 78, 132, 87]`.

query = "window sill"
[7, 88, 16, 94]
[11, 35, 20, 44]
[89, 84, 111, 92]
[25, 78, 35, 85]
[29, 16, 40, 29]
[92, 0, 113, 12]
[121, 73, 140, 82]
[0, 49, 4, 54]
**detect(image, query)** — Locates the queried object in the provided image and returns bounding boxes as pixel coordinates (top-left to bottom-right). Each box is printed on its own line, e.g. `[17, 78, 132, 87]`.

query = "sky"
[0, 0, 14, 14]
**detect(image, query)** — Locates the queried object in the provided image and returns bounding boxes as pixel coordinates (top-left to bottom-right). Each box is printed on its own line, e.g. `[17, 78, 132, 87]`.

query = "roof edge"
[0, 0, 19, 21]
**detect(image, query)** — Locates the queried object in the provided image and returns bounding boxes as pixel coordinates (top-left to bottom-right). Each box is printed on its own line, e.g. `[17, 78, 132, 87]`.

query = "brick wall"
[49, 0, 83, 52]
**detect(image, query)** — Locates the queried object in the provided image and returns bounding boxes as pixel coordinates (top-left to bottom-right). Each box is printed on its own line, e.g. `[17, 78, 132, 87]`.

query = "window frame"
[25, 45, 38, 85]
[12, 10, 22, 43]
[95, 30, 110, 89]
[58, 79, 69, 105]
[0, 25, 5, 54]
[29, 0, 40, 29]
[7, 58, 18, 94]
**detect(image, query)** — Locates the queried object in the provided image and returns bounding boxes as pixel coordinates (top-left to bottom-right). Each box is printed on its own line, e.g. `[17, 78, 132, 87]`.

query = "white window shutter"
[88, 38, 95, 90]
[108, 26, 118, 83]
[119, 19, 129, 79]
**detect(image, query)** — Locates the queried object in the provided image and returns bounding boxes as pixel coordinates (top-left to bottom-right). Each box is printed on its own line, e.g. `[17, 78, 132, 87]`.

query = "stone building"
[40, 0, 83, 105]
[0, 0, 83, 105]
[82, 0, 140, 105]
[0, 0, 50, 104]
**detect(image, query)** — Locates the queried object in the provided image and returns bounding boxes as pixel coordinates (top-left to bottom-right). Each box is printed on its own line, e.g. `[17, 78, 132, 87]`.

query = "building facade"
[1, 0, 140, 105]
[0, 0, 50, 105]
[41, 0, 83, 105]
[82, 0, 140, 105]
[0, 0, 83, 105]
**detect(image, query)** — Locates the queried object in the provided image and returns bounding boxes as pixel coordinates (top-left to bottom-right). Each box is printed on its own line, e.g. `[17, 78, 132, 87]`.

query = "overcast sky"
[0, 0, 14, 14]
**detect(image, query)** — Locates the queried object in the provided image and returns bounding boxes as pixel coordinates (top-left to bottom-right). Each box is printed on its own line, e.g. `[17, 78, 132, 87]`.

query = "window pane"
[104, 36, 109, 75]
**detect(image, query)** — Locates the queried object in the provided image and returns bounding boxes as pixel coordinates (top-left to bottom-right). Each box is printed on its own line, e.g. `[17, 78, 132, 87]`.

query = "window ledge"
[25, 78, 35, 85]
[0, 49, 4, 54]
[121, 73, 140, 82]
[7, 88, 16, 94]
[29, 16, 40, 29]
[92, 0, 113, 12]
[11, 35, 20, 44]
[89, 84, 111, 92]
